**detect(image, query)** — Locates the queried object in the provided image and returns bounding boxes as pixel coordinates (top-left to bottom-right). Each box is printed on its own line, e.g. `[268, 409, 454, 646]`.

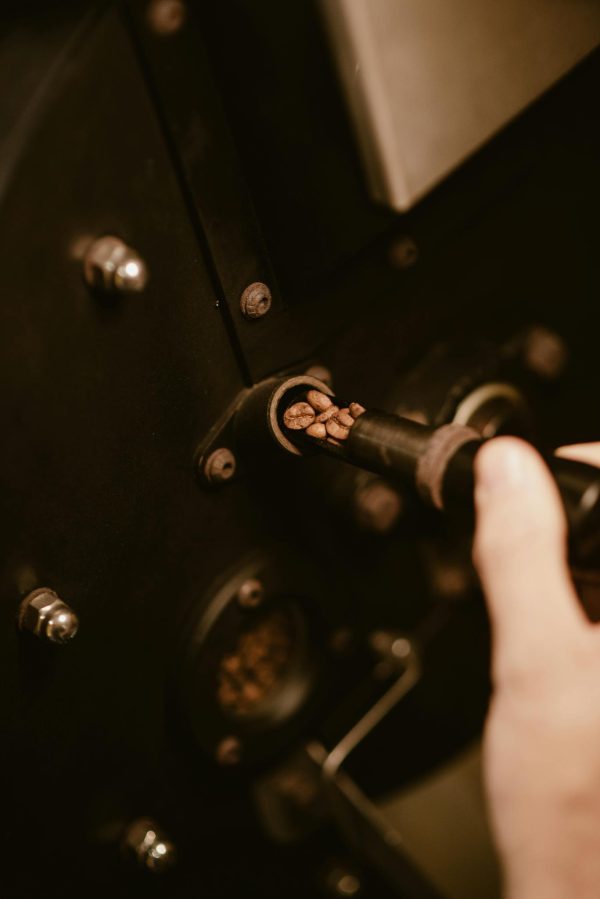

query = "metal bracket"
[307, 636, 443, 898]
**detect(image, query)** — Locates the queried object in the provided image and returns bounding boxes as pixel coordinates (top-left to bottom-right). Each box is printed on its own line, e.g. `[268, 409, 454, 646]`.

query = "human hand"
[473, 437, 600, 899]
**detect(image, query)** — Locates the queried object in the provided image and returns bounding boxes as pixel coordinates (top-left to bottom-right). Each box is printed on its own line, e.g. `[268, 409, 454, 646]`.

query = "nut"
[306, 390, 333, 413]
[283, 402, 315, 430]
[203, 448, 236, 485]
[237, 578, 264, 609]
[18, 588, 79, 644]
[240, 282, 272, 320]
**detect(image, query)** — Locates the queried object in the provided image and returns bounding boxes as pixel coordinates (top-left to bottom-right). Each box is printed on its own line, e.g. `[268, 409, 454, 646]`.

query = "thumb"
[473, 437, 583, 674]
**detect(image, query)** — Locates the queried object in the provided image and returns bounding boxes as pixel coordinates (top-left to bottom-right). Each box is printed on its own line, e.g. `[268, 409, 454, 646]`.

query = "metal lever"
[306, 636, 444, 898]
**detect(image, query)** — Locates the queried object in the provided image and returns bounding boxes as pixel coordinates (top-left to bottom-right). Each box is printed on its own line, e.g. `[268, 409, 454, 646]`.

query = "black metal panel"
[0, 2, 598, 897]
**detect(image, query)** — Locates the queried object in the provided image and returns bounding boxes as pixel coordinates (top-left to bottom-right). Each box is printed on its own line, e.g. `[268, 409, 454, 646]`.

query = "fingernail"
[475, 438, 530, 494]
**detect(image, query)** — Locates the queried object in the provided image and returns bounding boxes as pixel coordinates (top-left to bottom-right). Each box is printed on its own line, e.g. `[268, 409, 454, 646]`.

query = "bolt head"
[240, 282, 272, 320]
[203, 448, 236, 485]
[237, 578, 264, 609]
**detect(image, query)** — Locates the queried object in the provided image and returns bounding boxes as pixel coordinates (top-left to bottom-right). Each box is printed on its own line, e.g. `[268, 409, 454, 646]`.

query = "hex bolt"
[389, 234, 419, 269]
[146, 0, 186, 35]
[216, 735, 242, 766]
[83, 236, 148, 294]
[203, 448, 236, 485]
[123, 818, 176, 873]
[18, 588, 79, 644]
[240, 281, 272, 320]
[237, 578, 264, 609]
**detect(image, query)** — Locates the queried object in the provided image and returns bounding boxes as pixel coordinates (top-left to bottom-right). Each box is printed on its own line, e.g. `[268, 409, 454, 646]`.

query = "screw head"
[18, 588, 79, 644]
[240, 282, 272, 320]
[237, 578, 264, 609]
[83, 236, 148, 294]
[203, 448, 236, 485]
[216, 735, 242, 766]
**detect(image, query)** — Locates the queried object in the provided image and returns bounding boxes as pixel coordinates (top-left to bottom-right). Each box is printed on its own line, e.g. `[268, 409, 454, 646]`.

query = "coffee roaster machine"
[1, 2, 599, 897]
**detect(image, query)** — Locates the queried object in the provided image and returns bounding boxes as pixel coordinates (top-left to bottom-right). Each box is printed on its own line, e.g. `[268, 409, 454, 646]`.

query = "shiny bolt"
[146, 0, 186, 35]
[237, 578, 264, 609]
[216, 735, 242, 766]
[203, 448, 236, 485]
[83, 236, 148, 294]
[123, 818, 176, 873]
[354, 479, 403, 533]
[18, 588, 79, 644]
[389, 235, 418, 269]
[240, 282, 272, 320]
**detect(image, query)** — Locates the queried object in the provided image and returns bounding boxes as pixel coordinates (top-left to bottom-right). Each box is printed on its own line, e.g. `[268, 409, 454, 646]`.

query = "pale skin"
[473, 437, 600, 899]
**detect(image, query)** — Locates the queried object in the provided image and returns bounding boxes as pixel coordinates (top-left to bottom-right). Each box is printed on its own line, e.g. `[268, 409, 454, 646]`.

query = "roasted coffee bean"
[284, 401, 316, 430]
[349, 402, 366, 419]
[333, 409, 354, 428]
[306, 422, 327, 439]
[306, 389, 333, 412]
[316, 405, 339, 423]
[326, 418, 350, 440]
